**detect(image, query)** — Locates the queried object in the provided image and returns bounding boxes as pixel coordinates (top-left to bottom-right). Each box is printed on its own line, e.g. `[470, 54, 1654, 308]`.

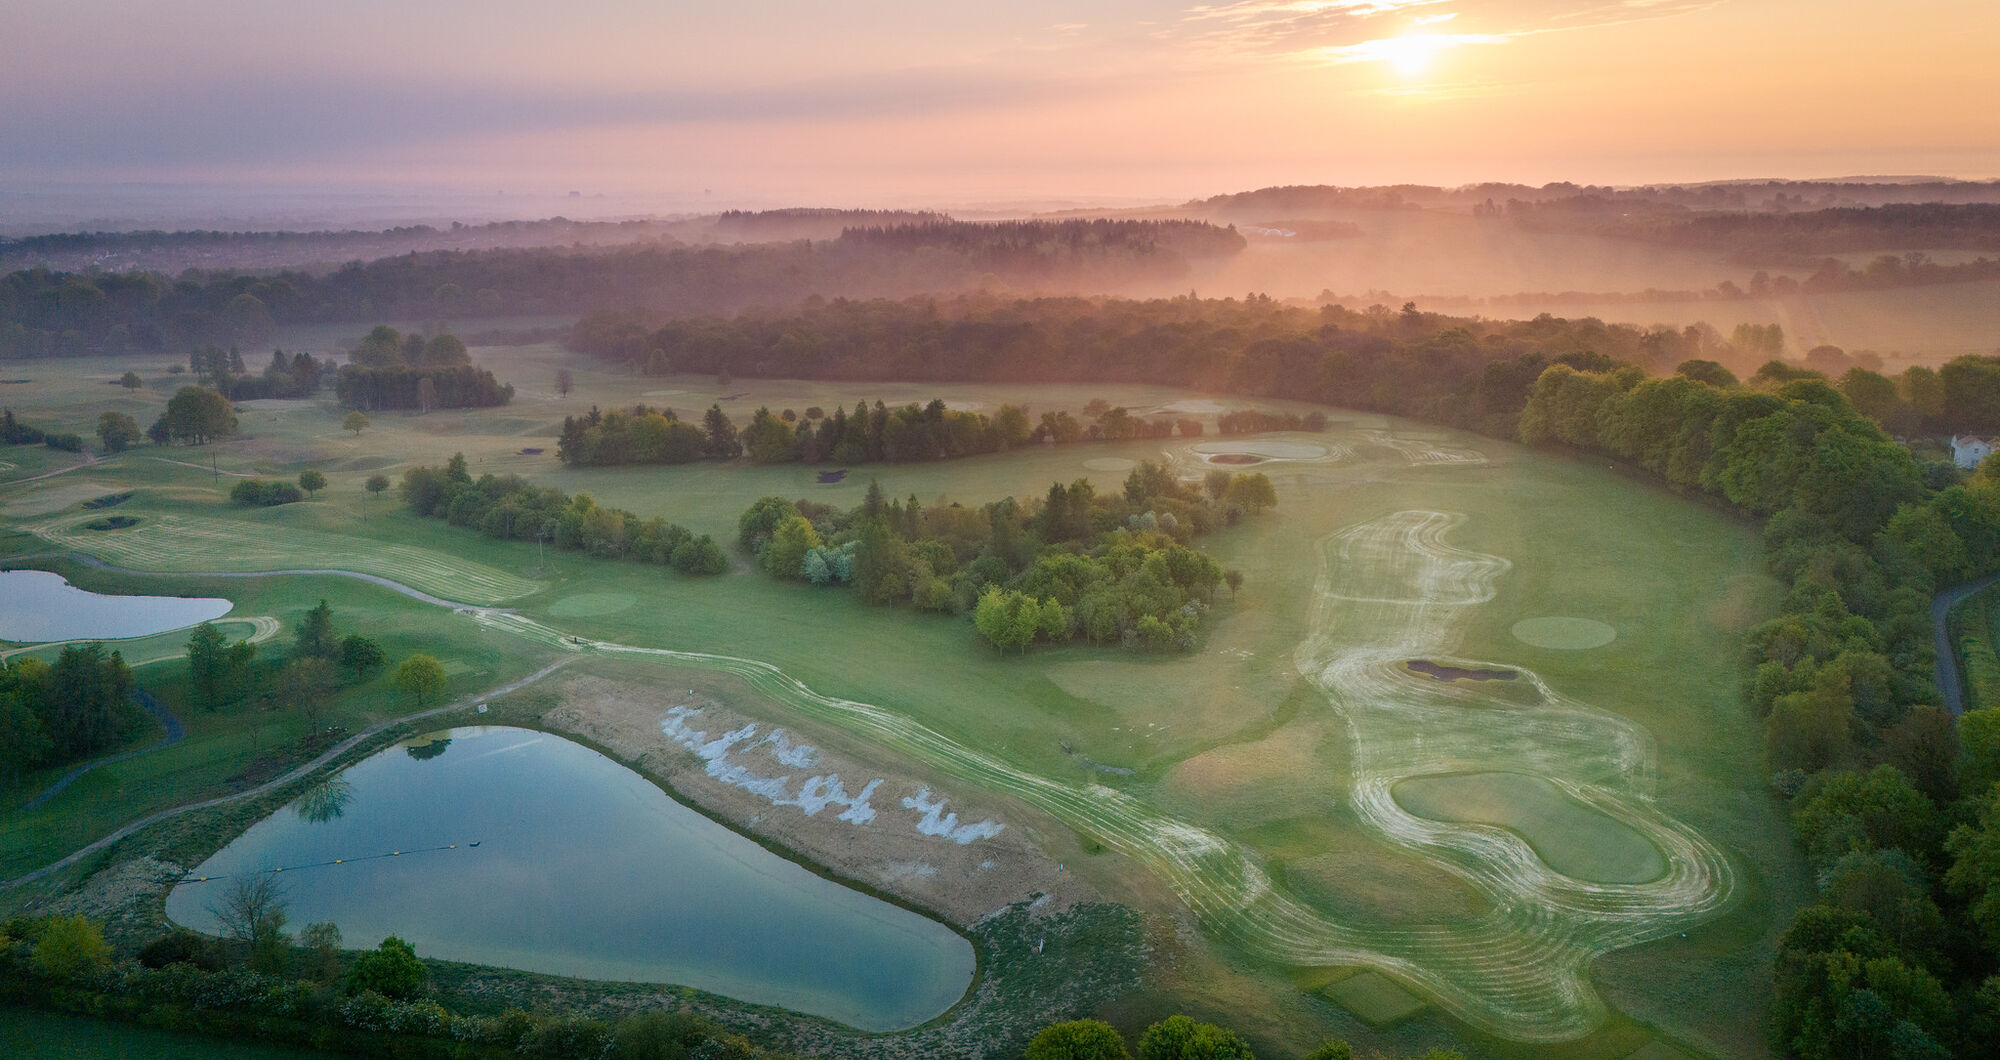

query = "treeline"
[0, 219, 1247, 358]
[0, 644, 136, 782]
[1193, 180, 2000, 217]
[571, 294, 1770, 432]
[1514, 201, 2000, 256]
[838, 219, 1246, 264]
[1, 407, 84, 452]
[1518, 364, 2000, 1057]
[714, 208, 948, 241]
[401, 454, 726, 574]
[739, 465, 1273, 652]
[332, 324, 512, 411]
[557, 396, 1236, 470]
[2, 913, 793, 1060]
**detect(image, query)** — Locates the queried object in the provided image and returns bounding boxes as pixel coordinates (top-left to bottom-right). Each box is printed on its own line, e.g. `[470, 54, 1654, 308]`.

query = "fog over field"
[6, 4, 1999, 1060]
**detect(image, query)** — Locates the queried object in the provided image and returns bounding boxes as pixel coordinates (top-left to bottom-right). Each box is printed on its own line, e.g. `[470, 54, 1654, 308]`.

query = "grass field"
[0, 348, 1803, 1057]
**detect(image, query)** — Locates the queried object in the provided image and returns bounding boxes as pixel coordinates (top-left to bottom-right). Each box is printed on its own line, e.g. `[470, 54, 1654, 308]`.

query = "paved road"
[1934, 575, 1998, 717]
[17, 690, 185, 814]
[1, 659, 569, 889]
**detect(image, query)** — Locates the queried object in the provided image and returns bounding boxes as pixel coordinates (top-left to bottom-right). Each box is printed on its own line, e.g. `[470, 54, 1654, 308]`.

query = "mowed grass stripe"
[29, 512, 538, 605]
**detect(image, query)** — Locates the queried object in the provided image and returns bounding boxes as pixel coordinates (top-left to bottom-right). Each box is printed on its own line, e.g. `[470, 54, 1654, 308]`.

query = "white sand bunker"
[1511, 617, 1617, 650]
[1193, 440, 1331, 461]
[1084, 457, 1138, 472]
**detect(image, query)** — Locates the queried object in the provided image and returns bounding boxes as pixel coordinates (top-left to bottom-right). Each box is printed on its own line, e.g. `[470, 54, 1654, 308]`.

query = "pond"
[165, 727, 975, 1031]
[0, 569, 232, 643]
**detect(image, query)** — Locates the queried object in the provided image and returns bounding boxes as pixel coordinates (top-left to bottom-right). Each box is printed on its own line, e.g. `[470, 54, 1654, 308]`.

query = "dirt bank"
[545, 674, 1096, 927]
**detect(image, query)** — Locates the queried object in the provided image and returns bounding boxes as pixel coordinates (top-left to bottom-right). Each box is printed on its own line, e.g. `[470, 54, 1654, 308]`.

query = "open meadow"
[0, 346, 1803, 1058]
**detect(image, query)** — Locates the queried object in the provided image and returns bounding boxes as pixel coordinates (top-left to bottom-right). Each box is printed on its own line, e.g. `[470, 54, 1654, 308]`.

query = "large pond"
[166, 727, 974, 1031]
[0, 569, 232, 643]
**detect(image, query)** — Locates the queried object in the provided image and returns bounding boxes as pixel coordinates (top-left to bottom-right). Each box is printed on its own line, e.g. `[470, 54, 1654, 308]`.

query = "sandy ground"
[545, 674, 1096, 927]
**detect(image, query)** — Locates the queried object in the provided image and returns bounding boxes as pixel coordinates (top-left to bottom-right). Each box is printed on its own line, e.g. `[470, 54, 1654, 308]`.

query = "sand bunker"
[548, 593, 638, 618]
[1083, 457, 1137, 472]
[1511, 617, 1617, 650]
[1154, 399, 1229, 415]
[1193, 440, 1330, 461]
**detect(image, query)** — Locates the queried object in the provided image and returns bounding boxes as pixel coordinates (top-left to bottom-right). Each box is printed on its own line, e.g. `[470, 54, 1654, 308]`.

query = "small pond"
[166, 727, 975, 1031]
[0, 569, 232, 643]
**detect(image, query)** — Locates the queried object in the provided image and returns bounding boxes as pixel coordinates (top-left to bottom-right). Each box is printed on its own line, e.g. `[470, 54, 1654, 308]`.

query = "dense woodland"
[737, 466, 1273, 652]
[0, 219, 1244, 357]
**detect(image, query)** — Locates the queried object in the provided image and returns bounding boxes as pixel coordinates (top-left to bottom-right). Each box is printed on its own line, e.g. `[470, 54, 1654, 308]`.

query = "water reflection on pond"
[166, 726, 974, 1031]
[0, 569, 232, 642]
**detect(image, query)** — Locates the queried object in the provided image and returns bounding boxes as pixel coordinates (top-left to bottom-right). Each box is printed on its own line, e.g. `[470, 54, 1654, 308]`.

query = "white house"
[1953, 434, 1996, 470]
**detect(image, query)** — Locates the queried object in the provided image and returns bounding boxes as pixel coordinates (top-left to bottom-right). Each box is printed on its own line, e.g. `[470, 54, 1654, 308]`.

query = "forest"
[0, 219, 1245, 357]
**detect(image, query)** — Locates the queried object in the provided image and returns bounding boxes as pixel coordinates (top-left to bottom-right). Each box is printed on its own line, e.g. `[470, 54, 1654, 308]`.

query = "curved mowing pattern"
[466, 512, 1732, 1042]
[28, 512, 539, 605]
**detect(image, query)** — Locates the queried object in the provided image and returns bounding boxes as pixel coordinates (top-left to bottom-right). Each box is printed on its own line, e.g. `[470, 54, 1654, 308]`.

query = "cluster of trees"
[230, 478, 305, 507]
[401, 453, 728, 574]
[184, 345, 327, 400]
[1517, 359, 2000, 1057]
[183, 601, 386, 731]
[555, 404, 732, 466]
[740, 466, 1270, 653]
[1, 407, 83, 452]
[332, 326, 510, 411]
[0, 644, 135, 782]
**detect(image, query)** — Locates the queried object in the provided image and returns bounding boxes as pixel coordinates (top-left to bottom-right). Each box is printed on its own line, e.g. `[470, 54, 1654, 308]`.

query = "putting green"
[548, 592, 639, 618]
[1392, 772, 1666, 885]
[1323, 970, 1428, 1027]
[1511, 616, 1617, 650]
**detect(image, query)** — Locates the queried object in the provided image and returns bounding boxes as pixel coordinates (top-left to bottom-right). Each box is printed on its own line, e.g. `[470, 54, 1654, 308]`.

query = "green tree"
[421, 333, 469, 367]
[0, 683, 54, 783]
[1300, 1043, 1353, 1060]
[300, 922, 343, 983]
[340, 634, 386, 680]
[1026, 1019, 1132, 1060]
[96, 410, 142, 452]
[160, 385, 237, 444]
[1224, 472, 1278, 514]
[1136, 1014, 1255, 1060]
[44, 643, 131, 758]
[185, 622, 255, 710]
[297, 469, 327, 498]
[1224, 569, 1243, 598]
[702, 403, 740, 458]
[32, 914, 112, 980]
[762, 515, 822, 578]
[364, 472, 390, 508]
[742, 406, 800, 463]
[347, 935, 428, 999]
[118, 370, 143, 389]
[555, 366, 574, 397]
[393, 654, 448, 706]
[343, 410, 370, 436]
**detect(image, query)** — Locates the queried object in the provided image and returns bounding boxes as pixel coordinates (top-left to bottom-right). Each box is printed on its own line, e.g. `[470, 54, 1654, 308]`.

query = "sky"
[4, 0, 1997, 211]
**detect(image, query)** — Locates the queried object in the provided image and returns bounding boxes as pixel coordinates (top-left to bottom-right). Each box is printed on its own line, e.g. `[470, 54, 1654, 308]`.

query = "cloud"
[2, 67, 1082, 170]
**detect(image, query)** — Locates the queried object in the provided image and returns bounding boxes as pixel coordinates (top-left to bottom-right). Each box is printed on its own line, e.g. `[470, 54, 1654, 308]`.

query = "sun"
[1377, 35, 1439, 76]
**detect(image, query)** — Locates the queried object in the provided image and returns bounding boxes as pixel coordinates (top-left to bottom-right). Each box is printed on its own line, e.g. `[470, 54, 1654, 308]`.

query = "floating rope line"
[176, 841, 480, 884]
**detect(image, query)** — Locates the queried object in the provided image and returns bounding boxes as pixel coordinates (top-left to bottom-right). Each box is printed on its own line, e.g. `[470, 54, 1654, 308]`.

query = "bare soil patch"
[545, 675, 1094, 927]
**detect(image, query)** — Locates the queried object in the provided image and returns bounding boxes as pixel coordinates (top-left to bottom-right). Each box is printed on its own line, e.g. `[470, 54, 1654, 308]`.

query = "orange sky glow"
[4, 0, 1996, 208]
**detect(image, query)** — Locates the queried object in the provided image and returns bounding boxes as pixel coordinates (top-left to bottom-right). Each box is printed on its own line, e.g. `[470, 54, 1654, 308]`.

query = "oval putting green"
[1510, 616, 1616, 650]
[1392, 772, 1666, 884]
[547, 592, 638, 618]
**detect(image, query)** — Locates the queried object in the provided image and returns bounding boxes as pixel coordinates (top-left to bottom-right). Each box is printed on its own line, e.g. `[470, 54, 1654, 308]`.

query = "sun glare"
[1379, 36, 1437, 76]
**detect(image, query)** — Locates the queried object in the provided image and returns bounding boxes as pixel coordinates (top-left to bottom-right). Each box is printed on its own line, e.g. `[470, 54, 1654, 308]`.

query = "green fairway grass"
[1323, 970, 1429, 1028]
[0, 349, 1801, 1056]
[1392, 772, 1667, 885]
